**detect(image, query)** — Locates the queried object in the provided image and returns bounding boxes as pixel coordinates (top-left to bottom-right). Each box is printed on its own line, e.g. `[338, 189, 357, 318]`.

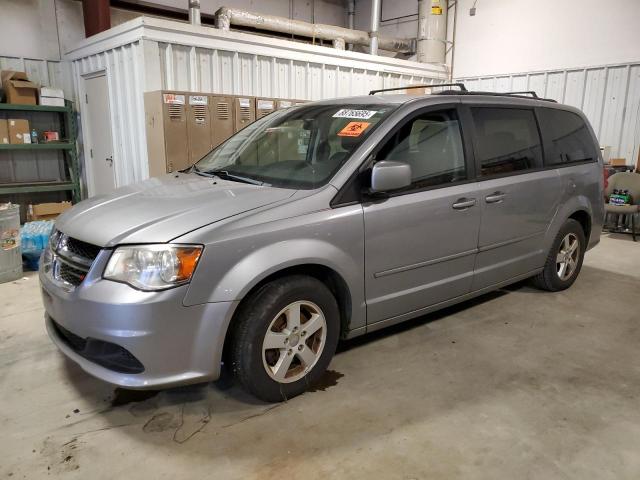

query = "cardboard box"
[40, 87, 64, 98]
[610, 158, 627, 167]
[1, 71, 38, 105]
[0, 119, 9, 144]
[8, 119, 30, 144]
[27, 201, 72, 221]
[39, 97, 65, 107]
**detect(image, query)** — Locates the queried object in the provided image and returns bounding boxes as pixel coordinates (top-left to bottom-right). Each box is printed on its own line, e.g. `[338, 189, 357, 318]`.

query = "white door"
[84, 75, 115, 196]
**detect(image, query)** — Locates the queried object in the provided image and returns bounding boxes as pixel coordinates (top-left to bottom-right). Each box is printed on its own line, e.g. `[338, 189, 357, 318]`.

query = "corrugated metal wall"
[0, 56, 75, 101]
[457, 62, 640, 165]
[71, 41, 148, 189]
[157, 43, 443, 99]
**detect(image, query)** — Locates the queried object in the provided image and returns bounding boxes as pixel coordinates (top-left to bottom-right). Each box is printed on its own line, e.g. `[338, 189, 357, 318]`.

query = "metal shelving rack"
[0, 101, 80, 203]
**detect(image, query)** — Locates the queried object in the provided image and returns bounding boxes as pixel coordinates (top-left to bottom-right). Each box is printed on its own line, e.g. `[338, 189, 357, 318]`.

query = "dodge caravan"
[41, 85, 604, 402]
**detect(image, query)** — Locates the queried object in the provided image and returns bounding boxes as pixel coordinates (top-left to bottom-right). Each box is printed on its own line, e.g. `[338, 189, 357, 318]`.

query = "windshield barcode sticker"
[333, 109, 378, 120]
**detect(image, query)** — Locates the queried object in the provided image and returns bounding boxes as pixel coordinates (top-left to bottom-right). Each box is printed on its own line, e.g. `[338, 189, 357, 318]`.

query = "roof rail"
[433, 89, 558, 103]
[369, 83, 468, 95]
[368, 83, 557, 102]
[504, 91, 539, 98]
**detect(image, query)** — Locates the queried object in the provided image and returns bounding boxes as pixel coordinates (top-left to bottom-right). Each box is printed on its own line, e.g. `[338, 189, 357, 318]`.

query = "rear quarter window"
[471, 107, 543, 177]
[538, 108, 597, 166]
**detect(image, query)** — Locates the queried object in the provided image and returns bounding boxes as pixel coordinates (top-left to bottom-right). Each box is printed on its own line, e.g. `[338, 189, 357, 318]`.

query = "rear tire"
[229, 275, 340, 403]
[532, 218, 586, 292]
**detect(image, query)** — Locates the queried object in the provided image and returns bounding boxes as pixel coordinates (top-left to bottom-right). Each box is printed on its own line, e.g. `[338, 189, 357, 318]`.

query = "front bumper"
[40, 250, 238, 389]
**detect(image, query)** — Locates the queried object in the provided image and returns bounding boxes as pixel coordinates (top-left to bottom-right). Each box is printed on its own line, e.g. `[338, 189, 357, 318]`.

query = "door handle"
[452, 198, 477, 210]
[105, 156, 113, 167]
[485, 191, 506, 203]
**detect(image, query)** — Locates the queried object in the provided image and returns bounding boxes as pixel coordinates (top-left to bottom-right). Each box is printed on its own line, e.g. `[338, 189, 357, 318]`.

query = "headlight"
[103, 244, 203, 291]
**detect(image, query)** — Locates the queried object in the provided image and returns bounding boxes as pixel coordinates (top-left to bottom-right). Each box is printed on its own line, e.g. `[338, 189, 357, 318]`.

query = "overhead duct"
[189, 0, 201, 26]
[417, 0, 447, 64]
[214, 6, 414, 53]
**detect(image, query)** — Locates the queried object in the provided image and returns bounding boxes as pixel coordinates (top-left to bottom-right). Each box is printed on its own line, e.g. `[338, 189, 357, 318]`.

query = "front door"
[467, 106, 563, 290]
[84, 74, 115, 196]
[364, 107, 481, 325]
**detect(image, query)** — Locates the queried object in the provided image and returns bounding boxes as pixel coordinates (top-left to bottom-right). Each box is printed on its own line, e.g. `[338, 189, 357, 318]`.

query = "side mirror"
[370, 161, 412, 193]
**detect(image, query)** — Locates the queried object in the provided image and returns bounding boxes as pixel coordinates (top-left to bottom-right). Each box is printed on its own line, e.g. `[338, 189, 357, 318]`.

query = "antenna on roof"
[369, 83, 467, 95]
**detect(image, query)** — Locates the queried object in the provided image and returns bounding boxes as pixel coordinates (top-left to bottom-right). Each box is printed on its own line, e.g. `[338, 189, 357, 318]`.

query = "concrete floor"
[1, 234, 639, 479]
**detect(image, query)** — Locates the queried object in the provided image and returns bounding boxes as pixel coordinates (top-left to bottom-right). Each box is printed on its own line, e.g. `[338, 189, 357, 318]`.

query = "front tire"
[230, 275, 340, 402]
[532, 218, 586, 291]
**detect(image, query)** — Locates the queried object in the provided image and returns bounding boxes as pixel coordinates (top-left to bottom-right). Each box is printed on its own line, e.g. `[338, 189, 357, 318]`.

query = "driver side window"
[377, 109, 466, 191]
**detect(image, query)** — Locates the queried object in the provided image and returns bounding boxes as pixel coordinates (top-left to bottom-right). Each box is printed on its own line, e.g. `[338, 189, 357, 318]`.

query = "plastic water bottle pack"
[21, 220, 55, 270]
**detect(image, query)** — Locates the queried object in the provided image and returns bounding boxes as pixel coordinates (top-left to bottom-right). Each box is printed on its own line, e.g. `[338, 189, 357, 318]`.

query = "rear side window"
[538, 108, 596, 165]
[471, 108, 543, 177]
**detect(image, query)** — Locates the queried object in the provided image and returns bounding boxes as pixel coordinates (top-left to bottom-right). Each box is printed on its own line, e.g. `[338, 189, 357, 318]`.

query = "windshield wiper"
[192, 166, 266, 186]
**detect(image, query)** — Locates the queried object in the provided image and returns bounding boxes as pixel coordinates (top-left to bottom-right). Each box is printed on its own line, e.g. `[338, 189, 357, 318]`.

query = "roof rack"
[433, 89, 558, 103]
[369, 83, 558, 103]
[369, 83, 468, 95]
[504, 91, 539, 98]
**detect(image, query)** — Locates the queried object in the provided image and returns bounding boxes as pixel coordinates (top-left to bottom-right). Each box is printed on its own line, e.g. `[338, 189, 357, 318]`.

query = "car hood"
[56, 173, 296, 247]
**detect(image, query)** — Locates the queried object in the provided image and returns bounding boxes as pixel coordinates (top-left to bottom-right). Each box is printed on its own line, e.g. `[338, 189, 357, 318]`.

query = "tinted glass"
[195, 104, 397, 189]
[377, 109, 466, 190]
[471, 108, 543, 176]
[539, 108, 596, 165]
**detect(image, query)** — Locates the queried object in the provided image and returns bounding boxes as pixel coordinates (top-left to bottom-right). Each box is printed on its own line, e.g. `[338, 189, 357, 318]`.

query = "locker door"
[256, 98, 276, 119]
[234, 97, 256, 132]
[161, 92, 189, 173]
[210, 95, 235, 148]
[187, 94, 212, 164]
[276, 99, 293, 110]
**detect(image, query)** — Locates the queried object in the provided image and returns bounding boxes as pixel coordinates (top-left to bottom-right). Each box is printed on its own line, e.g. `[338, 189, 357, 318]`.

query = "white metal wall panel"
[72, 42, 148, 191]
[457, 62, 640, 164]
[155, 43, 443, 101]
[0, 56, 75, 102]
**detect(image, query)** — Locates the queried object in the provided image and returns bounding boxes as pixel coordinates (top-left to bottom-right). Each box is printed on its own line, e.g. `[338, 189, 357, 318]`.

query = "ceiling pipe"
[214, 6, 414, 53]
[369, 0, 381, 55]
[346, 0, 355, 50]
[189, 0, 201, 26]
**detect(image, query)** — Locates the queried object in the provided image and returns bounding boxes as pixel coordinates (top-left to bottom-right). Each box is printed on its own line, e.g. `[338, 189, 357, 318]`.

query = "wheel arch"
[220, 263, 354, 366]
[568, 209, 592, 242]
[544, 194, 594, 253]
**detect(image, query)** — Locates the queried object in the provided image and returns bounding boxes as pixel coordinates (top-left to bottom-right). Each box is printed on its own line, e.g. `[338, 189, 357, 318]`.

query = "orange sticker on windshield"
[338, 121, 371, 137]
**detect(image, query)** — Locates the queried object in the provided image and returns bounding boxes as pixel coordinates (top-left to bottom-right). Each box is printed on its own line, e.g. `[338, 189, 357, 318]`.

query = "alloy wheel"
[556, 233, 580, 281]
[262, 301, 327, 383]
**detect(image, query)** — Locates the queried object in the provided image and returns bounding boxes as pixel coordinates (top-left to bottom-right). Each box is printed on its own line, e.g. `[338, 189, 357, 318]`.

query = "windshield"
[194, 103, 397, 189]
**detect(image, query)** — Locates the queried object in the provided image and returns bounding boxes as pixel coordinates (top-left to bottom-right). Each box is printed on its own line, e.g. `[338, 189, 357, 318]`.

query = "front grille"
[64, 237, 101, 262]
[50, 232, 101, 288]
[51, 320, 145, 374]
[59, 262, 88, 286]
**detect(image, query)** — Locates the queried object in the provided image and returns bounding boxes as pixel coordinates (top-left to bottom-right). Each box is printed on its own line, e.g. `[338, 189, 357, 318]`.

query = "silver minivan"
[40, 86, 604, 401]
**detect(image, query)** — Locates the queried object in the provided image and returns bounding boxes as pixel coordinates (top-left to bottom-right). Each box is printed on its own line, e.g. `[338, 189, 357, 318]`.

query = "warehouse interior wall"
[355, 0, 640, 76]
[0, 0, 348, 64]
[452, 0, 640, 78]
